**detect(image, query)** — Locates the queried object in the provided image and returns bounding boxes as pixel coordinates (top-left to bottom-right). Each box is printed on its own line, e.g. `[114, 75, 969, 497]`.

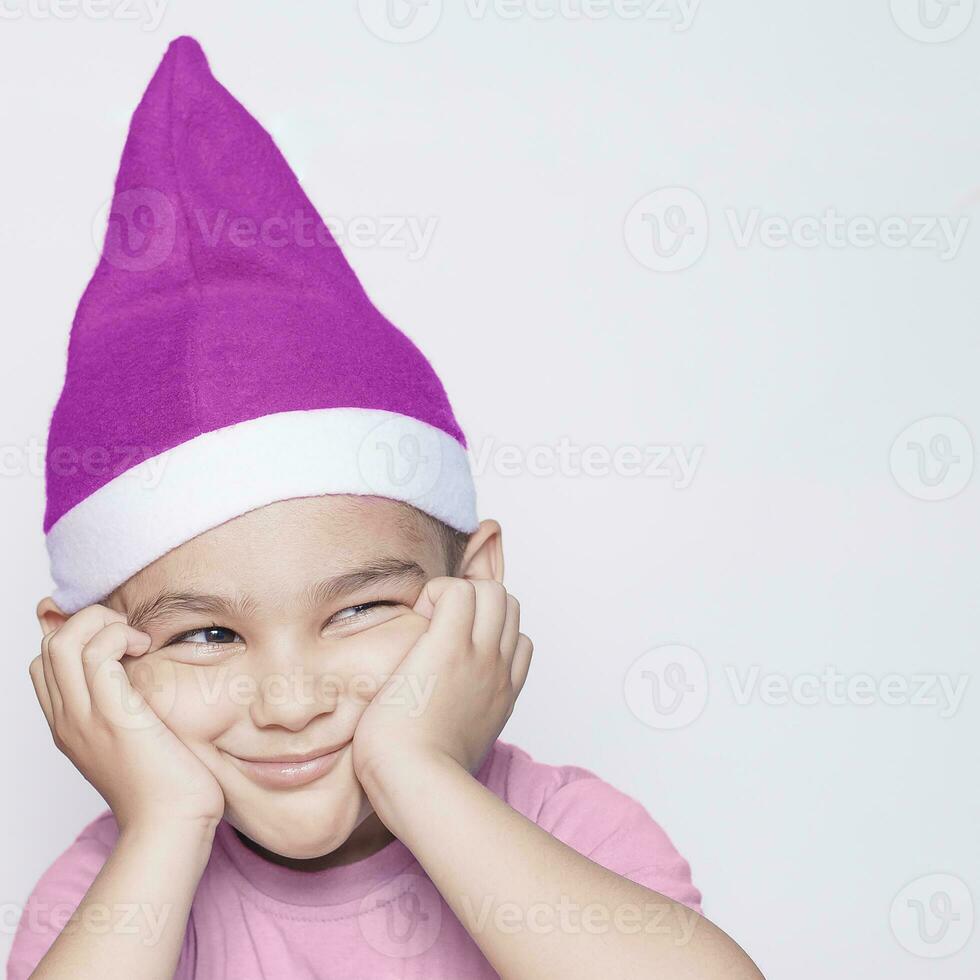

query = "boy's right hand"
[29, 604, 225, 837]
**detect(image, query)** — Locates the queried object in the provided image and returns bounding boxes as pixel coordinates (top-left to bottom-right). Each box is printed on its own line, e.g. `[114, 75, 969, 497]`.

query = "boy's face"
[104, 494, 453, 860]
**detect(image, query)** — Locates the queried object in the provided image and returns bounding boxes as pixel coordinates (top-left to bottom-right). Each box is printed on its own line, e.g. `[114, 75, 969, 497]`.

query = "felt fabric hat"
[43, 35, 478, 615]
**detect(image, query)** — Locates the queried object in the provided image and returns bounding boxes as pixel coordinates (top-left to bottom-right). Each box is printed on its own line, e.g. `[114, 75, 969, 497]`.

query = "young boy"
[9, 36, 763, 979]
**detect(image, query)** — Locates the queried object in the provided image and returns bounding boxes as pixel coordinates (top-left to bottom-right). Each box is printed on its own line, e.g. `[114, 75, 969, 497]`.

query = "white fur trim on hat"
[45, 408, 479, 614]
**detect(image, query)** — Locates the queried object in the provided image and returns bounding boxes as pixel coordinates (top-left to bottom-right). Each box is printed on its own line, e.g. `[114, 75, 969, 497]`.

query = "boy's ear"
[457, 519, 505, 584]
[36, 596, 70, 636]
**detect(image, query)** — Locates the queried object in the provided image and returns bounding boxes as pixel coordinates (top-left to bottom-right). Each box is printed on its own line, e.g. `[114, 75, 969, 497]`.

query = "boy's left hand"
[351, 577, 532, 791]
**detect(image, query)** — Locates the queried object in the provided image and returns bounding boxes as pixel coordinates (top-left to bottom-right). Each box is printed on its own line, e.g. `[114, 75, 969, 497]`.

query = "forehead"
[113, 494, 437, 605]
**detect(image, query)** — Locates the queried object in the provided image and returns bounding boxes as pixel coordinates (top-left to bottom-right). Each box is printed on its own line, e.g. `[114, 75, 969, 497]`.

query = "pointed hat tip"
[162, 35, 210, 72]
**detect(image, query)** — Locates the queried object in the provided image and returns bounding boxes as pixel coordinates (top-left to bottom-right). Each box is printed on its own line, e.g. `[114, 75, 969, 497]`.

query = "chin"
[225, 778, 369, 860]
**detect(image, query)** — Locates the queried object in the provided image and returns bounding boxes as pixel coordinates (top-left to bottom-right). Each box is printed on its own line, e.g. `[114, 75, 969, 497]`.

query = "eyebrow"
[125, 557, 429, 633]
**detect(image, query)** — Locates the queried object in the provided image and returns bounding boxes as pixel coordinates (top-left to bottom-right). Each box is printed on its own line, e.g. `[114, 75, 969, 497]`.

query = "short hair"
[396, 504, 472, 577]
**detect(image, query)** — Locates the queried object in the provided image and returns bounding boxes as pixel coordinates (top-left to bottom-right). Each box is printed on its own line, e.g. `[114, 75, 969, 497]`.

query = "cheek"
[123, 657, 240, 742]
[339, 613, 430, 697]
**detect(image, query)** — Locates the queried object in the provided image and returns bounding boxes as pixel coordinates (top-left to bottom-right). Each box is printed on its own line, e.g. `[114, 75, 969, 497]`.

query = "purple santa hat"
[44, 35, 478, 615]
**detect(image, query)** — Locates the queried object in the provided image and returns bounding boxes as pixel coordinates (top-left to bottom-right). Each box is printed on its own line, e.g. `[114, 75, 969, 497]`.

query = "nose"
[248, 638, 342, 732]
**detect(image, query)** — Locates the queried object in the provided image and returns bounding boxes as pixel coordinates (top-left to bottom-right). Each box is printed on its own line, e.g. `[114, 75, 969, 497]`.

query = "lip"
[225, 742, 350, 789]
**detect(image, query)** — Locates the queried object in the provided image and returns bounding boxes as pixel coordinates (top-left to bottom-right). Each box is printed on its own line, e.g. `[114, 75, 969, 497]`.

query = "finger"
[414, 577, 477, 649]
[411, 576, 463, 619]
[46, 629, 92, 716]
[470, 580, 508, 655]
[81, 622, 152, 705]
[29, 655, 55, 731]
[500, 594, 521, 660]
[46, 605, 129, 717]
[94, 659, 160, 732]
[510, 633, 533, 693]
[40, 629, 63, 716]
[84, 626, 158, 729]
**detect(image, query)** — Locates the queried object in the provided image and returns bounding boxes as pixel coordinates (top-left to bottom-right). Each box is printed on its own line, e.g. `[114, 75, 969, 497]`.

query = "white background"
[2, 2, 979, 977]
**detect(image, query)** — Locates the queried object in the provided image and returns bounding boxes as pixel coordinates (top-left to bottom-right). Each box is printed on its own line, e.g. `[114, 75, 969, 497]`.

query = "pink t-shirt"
[7, 740, 701, 978]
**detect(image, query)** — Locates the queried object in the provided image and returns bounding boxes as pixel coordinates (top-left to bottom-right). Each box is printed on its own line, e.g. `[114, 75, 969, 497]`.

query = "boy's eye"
[327, 600, 399, 626]
[163, 601, 400, 649]
[168, 625, 243, 648]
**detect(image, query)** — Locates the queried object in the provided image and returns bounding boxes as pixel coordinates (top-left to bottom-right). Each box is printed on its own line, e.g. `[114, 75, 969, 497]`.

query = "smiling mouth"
[224, 742, 351, 789]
